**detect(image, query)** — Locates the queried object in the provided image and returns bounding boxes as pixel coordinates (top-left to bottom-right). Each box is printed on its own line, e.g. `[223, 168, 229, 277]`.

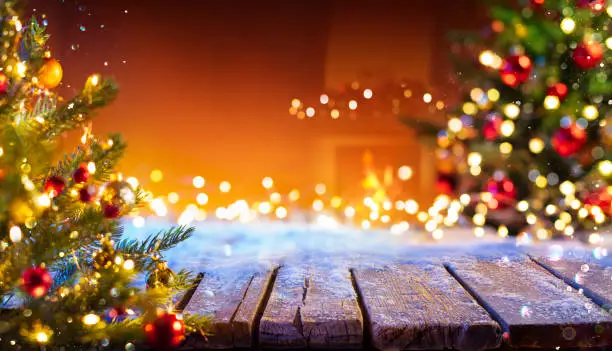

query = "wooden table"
[180, 243, 612, 350]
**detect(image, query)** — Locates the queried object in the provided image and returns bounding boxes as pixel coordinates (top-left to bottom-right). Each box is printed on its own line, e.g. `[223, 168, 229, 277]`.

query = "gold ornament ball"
[146, 262, 175, 289]
[38, 58, 63, 89]
[99, 181, 136, 218]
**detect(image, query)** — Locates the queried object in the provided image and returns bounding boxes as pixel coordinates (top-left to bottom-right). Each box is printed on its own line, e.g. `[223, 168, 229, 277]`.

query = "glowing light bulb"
[319, 94, 329, 104]
[196, 193, 209, 205]
[423, 93, 432, 103]
[500, 120, 515, 137]
[150, 169, 163, 183]
[543, 95, 560, 110]
[504, 104, 520, 119]
[398, 166, 413, 181]
[363, 89, 373, 99]
[582, 105, 598, 120]
[219, 181, 231, 193]
[262, 177, 274, 189]
[306, 107, 315, 117]
[560, 18, 575, 34]
[528, 138, 544, 154]
[9, 226, 22, 243]
[193, 176, 205, 188]
[348, 100, 358, 110]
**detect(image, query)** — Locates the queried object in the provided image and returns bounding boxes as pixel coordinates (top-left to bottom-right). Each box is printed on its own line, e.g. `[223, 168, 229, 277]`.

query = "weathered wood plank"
[233, 270, 275, 348]
[446, 256, 612, 349]
[531, 256, 612, 312]
[183, 268, 273, 349]
[353, 263, 501, 351]
[259, 265, 363, 349]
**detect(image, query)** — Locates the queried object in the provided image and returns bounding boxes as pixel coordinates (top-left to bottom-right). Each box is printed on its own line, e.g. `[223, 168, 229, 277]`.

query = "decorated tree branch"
[0, 1, 207, 350]
[431, 0, 611, 238]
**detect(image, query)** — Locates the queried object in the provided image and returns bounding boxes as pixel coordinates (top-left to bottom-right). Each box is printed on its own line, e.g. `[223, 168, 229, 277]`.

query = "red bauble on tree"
[546, 83, 568, 101]
[573, 42, 604, 69]
[144, 313, 185, 350]
[577, 0, 606, 11]
[79, 185, 96, 203]
[22, 266, 53, 298]
[499, 55, 532, 87]
[436, 173, 457, 195]
[529, 0, 545, 9]
[583, 187, 612, 216]
[483, 115, 503, 140]
[0, 72, 8, 94]
[72, 165, 90, 183]
[484, 177, 517, 210]
[44, 175, 65, 198]
[552, 123, 586, 157]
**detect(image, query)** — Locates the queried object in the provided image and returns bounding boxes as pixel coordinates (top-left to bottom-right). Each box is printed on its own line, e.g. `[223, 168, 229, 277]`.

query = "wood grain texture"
[183, 269, 273, 349]
[531, 257, 612, 312]
[259, 265, 363, 349]
[446, 256, 612, 349]
[353, 263, 501, 351]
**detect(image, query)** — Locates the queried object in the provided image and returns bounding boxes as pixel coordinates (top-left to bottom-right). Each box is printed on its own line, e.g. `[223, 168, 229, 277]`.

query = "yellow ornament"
[38, 58, 63, 89]
[99, 181, 136, 218]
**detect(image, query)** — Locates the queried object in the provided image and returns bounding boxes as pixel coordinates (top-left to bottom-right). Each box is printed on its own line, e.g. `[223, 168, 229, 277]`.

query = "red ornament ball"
[79, 185, 96, 203]
[144, 313, 185, 350]
[577, 0, 606, 11]
[44, 175, 65, 198]
[485, 177, 517, 210]
[546, 83, 568, 101]
[103, 204, 121, 219]
[499, 55, 532, 87]
[22, 266, 53, 298]
[0, 72, 8, 94]
[583, 187, 612, 216]
[483, 115, 503, 140]
[436, 173, 456, 195]
[573, 42, 604, 69]
[72, 165, 90, 184]
[552, 123, 587, 157]
[529, 0, 545, 9]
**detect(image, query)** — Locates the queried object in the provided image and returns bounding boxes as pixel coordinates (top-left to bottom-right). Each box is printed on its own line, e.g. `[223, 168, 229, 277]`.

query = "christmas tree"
[417, 0, 611, 239]
[0, 1, 207, 350]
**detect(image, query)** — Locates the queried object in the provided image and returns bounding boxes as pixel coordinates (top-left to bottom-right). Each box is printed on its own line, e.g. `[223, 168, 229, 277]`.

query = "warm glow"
[36, 194, 51, 208]
[168, 192, 180, 204]
[320, 94, 329, 104]
[560, 18, 575, 34]
[275, 206, 288, 219]
[598, 160, 612, 176]
[529, 138, 545, 154]
[288, 189, 300, 201]
[348, 100, 358, 110]
[196, 193, 209, 205]
[500, 120, 515, 137]
[291, 98, 301, 108]
[330, 109, 340, 119]
[583, 105, 598, 120]
[363, 89, 373, 99]
[315, 183, 326, 195]
[503, 104, 520, 119]
[219, 181, 231, 193]
[193, 176, 205, 188]
[543, 95, 560, 110]
[150, 169, 163, 183]
[306, 107, 315, 117]
[448, 118, 463, 132]
[262, 177, 274, 189]
[423, 93, 432, 103]
[9, 225, 22, 243]
[36, 332, 49, 344]
[398, 166, 413, 181]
